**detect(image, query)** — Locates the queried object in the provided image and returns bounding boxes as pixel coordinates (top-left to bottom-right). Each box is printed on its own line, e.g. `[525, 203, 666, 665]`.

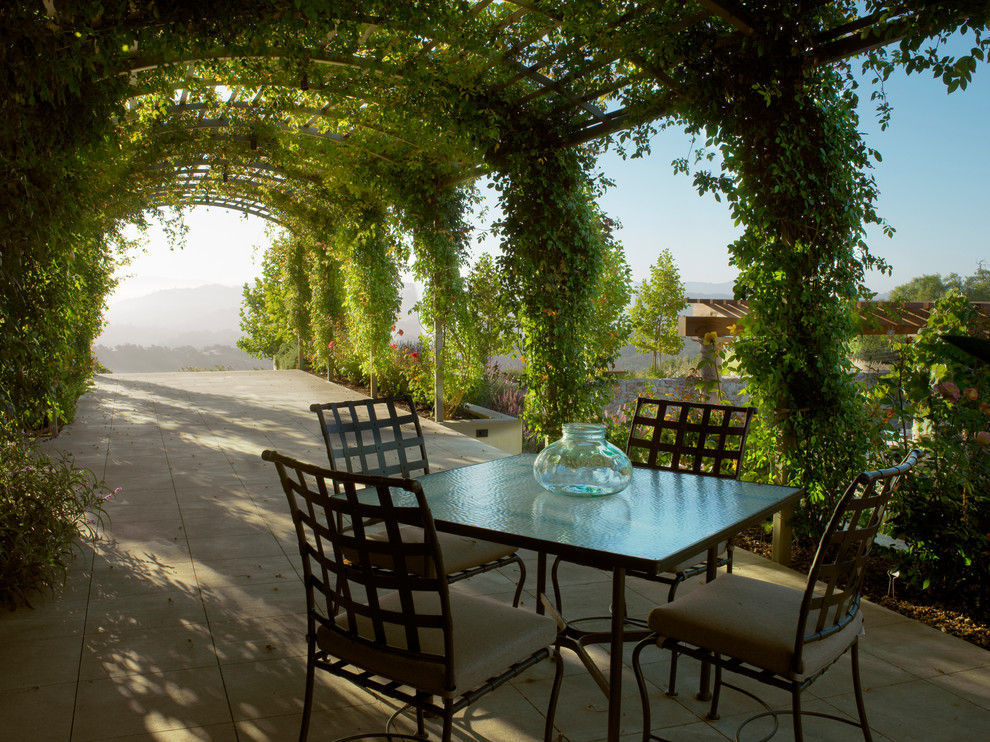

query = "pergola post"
[434, 318, 444, 423]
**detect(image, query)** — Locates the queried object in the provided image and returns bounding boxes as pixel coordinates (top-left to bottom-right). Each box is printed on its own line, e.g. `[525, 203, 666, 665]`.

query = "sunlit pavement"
[3, 370, 989, 741]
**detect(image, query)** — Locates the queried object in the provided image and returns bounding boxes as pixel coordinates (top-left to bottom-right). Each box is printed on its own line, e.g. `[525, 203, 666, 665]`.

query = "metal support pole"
[369, 347, 376, 398]
[434, 319, 444, 422]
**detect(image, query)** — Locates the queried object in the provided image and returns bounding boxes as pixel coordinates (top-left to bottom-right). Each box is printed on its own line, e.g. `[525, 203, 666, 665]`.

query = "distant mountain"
[97, 284, 245, 347]
[683, 280, 736, 299]
[97, 282, 425, 347]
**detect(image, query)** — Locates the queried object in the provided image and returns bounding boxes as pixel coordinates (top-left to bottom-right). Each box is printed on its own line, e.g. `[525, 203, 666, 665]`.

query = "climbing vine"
[1, 2, 987, 539]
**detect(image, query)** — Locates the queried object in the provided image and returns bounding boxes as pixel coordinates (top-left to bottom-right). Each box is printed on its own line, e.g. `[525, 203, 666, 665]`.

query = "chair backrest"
[625, 398, 755, 479]
[794, 449, 920, 670]
[311, 395, 430, 486]
[261, 450, 454, 689]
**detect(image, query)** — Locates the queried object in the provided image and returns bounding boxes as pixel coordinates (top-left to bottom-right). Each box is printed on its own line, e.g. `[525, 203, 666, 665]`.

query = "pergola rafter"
[85, 0, 966, 224]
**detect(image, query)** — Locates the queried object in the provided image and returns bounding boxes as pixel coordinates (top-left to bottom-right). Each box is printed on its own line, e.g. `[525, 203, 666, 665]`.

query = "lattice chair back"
[311, 396, 429, 491]
[262, 450, 455, 693]
[625, 398, 755, 479]
[794, 449, 920, 675]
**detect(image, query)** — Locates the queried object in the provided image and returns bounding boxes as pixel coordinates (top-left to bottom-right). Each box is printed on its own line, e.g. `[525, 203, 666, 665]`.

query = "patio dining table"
[408, 454, 804, 742]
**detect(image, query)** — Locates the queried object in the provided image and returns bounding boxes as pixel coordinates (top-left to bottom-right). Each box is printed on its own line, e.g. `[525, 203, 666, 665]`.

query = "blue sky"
[112, 51, 987, 303]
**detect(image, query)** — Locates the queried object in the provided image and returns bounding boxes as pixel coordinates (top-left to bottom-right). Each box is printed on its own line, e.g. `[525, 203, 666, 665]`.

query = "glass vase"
[533, 422, 633, 497]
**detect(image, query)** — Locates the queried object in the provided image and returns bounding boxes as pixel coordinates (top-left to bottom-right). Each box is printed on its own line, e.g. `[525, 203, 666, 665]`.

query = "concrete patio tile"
[89, 549, 197, 599]
[106, 501, 182, 524]
[15, 371, 989, 742]
[233, 707, 382, 742]
[79, 623, 216, 680]
[0, 682, 76, 742]
[828, 679, 990, 742]
[185, 531, 285, 562]
[927, 665, 990, 712]
[220, 655, 381, 722]
[704, 695, 895, 742]
[859, 617, 990, 678]
[84, 589, 208, 634]
[209, 613, 307, 666]
[199, 581, 305, 622]
[84, 723, 239, 741]
[191, 553, 298, 590]
[0, 595, 89, 641]
[0, 633, 86, 690]
[71, 667, 232, 742]
[806, 645, 919, 699]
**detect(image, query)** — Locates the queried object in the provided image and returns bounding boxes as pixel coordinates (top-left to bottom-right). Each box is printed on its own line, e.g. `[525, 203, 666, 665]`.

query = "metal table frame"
[410, 454, 804, 742]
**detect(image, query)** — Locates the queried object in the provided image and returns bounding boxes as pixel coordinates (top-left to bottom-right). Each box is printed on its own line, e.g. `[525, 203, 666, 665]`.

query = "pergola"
[4, 2, 987, 532]
[683, 300, 990, 339]
[101, 1, 935, 214]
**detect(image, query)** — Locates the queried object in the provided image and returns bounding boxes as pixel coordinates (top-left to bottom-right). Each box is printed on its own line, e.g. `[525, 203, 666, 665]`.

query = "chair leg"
[544, 648, 565, 742]
[299, 642, 317, 742]
[550, 555, 564, 613]
[440, 704, 453, 742]
[512, 556, 527, 608]
[632, 638, 655, 742]
[666, 646, 679, 697]
[792, 686, 803, 742]
[706, 658, 722, 721]
[851, 641, 874, 742]
[416, 707, 427, 738]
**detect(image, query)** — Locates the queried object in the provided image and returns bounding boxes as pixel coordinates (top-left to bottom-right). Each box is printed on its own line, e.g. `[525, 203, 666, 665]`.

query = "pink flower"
[975, 431, 990, 446]
[936, 381, 961, 402]
[963, 387, 979, 402]
[327, 341, 335, 349]
[390, 343, 397, 349]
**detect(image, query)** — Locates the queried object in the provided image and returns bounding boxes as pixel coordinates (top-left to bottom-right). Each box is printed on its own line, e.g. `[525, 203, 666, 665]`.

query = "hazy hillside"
[95, 283, 424, 372]
[94, 281, 737, 373]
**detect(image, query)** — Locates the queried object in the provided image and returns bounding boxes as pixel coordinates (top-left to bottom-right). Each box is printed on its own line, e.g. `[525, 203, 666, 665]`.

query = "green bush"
[1, 430, 115, 608]
[864, 293, 990, 600]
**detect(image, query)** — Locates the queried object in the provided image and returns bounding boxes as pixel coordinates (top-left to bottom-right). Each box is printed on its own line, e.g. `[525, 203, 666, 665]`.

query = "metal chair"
[311, 395, 526, 605]
[262, 450, 564, 742]
[550, 399, 756, 612]
[632, 449, 920, 742]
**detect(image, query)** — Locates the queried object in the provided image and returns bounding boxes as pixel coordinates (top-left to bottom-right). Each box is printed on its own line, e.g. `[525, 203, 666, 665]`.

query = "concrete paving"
[3, 370, 989, 741]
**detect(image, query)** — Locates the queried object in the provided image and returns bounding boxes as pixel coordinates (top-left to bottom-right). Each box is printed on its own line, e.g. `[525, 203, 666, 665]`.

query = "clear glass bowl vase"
[533, 422, 633, 497]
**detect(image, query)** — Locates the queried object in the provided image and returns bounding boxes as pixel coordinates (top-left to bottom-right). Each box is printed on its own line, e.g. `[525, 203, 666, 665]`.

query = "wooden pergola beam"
[681, 300, 990, 338]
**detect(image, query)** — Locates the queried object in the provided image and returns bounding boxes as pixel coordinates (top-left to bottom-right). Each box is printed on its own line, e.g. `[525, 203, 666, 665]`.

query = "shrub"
[865, 293, 990, 600]
[1, 429, 115, 608]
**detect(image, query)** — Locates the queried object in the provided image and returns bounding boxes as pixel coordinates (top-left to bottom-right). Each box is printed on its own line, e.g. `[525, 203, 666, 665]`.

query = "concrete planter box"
[440, 402, 523, 455]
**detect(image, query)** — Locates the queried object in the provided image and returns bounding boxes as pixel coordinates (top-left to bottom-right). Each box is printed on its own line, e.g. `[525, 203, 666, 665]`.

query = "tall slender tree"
[629, 250, 685, 372]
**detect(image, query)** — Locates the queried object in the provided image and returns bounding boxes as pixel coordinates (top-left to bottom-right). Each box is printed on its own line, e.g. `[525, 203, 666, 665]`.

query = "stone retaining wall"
[605, 377, 747, 412]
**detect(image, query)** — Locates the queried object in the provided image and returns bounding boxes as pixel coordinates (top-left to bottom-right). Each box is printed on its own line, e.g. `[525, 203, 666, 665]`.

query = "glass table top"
[407, 454, 803, 574]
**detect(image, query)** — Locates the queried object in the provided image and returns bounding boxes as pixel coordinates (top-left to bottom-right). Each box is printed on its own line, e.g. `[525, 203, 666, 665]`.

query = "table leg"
[696, 546, 719, 700]
[537, 551, 547, 615]
[608, 567, 626, 742]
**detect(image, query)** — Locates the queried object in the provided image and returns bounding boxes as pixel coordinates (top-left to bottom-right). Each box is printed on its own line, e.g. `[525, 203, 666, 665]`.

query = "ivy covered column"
[403, 184, 473, 421]
[681, 44, 886, 543]
[336, 205, 404, 392]
[491, 141, 605, 440]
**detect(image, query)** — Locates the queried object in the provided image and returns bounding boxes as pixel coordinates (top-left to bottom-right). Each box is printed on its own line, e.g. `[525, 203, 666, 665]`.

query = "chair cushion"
[647, 573, 863, 681]
[317, 591, 558, 697]
[350, 525, 516, 576]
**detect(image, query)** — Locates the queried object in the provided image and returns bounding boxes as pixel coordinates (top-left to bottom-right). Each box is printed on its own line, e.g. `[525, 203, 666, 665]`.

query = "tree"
[463, 253, 518, 369]
[890, 265, 990, 302]
[629, 250, 685, 371]
[237, 251, 290, 368]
